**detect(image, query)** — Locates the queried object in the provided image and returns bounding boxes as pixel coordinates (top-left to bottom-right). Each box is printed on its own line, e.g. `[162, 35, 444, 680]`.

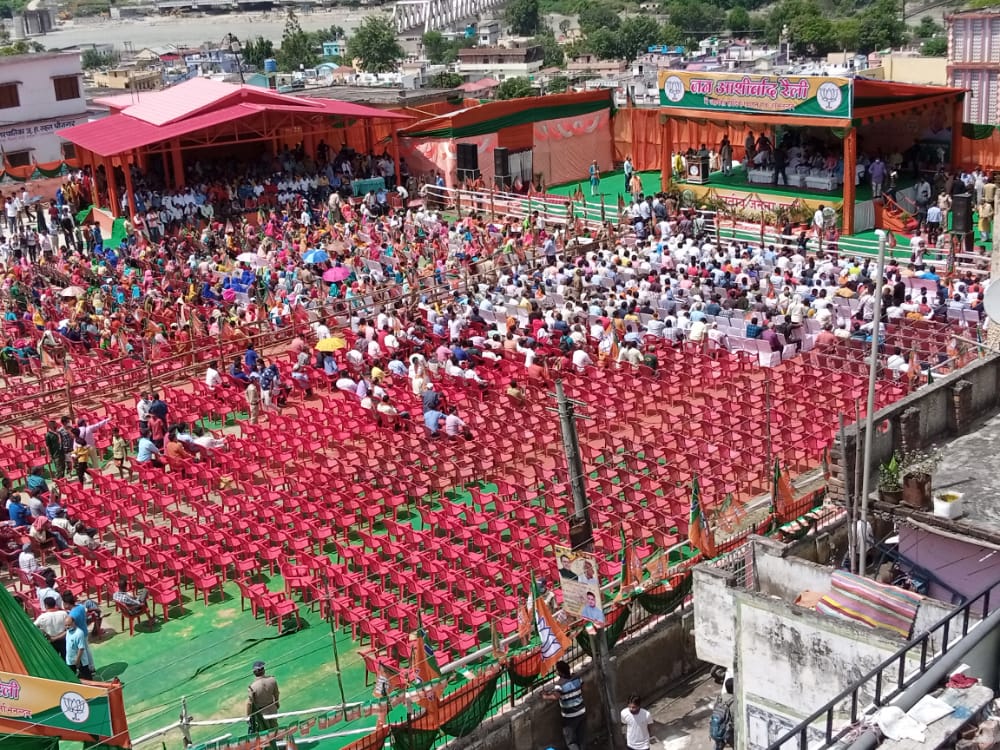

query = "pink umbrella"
[221, 288, 236, 302]
[322, 266, 351, 283]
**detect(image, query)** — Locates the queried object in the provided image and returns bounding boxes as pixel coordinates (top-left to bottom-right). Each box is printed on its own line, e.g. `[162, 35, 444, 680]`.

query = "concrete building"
[858, 53, 948, 85]
[946, 9, 1000, 125]
[477, 20, 501, 47]
[0, 52, 93, 165]
[92, 68, 162, 91]
[566, 54, 628, 78]
[457, 44, 543, 82]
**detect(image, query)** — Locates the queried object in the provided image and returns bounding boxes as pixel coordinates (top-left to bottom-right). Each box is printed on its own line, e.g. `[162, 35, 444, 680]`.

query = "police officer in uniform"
[246, 660, 280, 733]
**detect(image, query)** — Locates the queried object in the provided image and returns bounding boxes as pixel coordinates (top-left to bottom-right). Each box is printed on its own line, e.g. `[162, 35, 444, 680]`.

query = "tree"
[346, 15, 404, 73]
[665, 0, 719, 37]
[240, 36, 274, 70]
[532, 29, 565, 67]
[422, 30, 452, 64]
[547, 74, 570, 92]
[922, 37, 947, 56]
[81, 47, 118, 70]
[660, 21, 684, 46]
[558, 18, 571, 36]
[578, 5, 619, 35]
[617, 16, 663, 62]
[788, 14, 835, 55]
[495, 77, 535, 99]
[506, 0, 540, 36]
[276, 9, 319, 71]
[913, 15, 941, 38]
[857, 0, 906, 53]
[430, 71, 463, 88]
[726, 6, 751, 34]
[586, 28, 619, 60]
[831, 17, 860, 50]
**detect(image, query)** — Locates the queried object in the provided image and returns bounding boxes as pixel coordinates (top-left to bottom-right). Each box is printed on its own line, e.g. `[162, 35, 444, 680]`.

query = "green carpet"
[91, 575, 392, 750]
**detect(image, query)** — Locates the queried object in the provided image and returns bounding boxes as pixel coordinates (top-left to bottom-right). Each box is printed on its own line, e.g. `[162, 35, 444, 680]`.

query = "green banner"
[659, 72, 852, 120]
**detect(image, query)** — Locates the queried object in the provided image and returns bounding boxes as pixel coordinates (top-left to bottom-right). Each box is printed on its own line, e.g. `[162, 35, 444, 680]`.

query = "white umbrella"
[236, 252, 267, 267]
[60, 286, 86, 298]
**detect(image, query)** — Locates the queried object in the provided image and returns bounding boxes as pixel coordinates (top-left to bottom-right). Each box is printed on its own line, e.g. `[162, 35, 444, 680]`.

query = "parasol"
[236, 252, 267, 267]
[302, 249, 329, 265]
[60, 286, 86, 298]
[315, 336, 348, 352]
[322, 266, 351, 283]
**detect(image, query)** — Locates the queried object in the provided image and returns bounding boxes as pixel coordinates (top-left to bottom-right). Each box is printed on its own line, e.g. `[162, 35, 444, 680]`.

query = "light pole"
[858, 229, 887, 576]
[224, 33, 245, 85]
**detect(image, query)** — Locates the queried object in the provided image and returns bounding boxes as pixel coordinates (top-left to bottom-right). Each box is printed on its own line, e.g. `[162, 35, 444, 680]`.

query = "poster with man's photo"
[554, 546, 605, 624]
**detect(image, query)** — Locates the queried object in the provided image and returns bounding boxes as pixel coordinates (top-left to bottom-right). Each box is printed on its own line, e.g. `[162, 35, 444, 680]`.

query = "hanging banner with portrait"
[554, 546, 605, 624]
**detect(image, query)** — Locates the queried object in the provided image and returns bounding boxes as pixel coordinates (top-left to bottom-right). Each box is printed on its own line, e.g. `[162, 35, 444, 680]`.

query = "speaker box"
[456, 143, 478, 173]
[494, 174, 513, 190]
[494, 147, 510, 177]
[457, 168, 481, 183]
[952, 193, 974, 235]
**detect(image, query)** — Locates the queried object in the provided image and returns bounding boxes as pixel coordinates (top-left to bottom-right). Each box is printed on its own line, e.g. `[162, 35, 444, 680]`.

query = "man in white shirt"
[621, 694, 653, 750]
[444, 407, 470, 439]
[205, 363, 222, 390]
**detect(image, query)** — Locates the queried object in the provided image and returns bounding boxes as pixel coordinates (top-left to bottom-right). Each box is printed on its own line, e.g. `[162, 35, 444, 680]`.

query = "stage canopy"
[655, 72, 966, 233]
[58, 78, 411, 218]
[398, 89, 614, 189]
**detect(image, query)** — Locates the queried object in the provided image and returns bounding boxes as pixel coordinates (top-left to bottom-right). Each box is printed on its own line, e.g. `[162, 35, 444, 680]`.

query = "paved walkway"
[640, 670, 720, 750]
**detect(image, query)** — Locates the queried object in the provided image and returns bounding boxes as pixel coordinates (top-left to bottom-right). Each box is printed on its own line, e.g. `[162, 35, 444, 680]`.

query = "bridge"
[392, 0, 505, 34]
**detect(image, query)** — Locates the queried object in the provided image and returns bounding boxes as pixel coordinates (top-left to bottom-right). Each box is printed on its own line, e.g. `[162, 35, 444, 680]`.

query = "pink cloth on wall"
[534, 110, 613, 187]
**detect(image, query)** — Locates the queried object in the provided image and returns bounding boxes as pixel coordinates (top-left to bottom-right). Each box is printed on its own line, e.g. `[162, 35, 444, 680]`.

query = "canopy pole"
[122, 151, 138, 221]
[170, 138, 184, 190]
[104, 156, 121, 218]
[391, 125, 401, 191]
[842, 127, 857, 235]
[661, 115, 673, 193]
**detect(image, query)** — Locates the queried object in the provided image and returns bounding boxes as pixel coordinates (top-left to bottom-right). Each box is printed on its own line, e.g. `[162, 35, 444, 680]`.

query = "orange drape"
[959, 131, 1000, 171]
[614, 110, 758, 171]
[498, 122, 533, 151]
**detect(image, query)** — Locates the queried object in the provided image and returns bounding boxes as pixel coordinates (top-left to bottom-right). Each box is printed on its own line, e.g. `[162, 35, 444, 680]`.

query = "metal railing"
[767, 578, 1000, 750]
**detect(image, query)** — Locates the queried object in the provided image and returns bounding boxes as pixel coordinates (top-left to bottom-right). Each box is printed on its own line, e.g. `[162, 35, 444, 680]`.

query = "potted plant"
[900, 448, 941, 510]
[877, 454, 903, 505]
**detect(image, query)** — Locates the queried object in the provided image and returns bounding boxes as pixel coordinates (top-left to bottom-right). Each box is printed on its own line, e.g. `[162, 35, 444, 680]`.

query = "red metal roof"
[61, 83, 410, 157]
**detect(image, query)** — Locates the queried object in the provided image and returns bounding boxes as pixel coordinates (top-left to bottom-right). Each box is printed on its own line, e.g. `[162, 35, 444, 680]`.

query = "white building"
[0, 52, 93, 166]
[457, 45, 544, 82]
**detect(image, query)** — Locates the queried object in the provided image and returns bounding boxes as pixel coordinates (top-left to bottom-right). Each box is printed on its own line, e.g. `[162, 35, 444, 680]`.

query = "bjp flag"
[688, 476, 717, 558]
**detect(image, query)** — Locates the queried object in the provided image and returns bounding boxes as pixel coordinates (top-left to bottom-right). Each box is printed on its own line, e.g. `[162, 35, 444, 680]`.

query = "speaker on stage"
[494, 147, 510, 178]
[494, 174, 513, 190]
[457, 143, 478, 172]
[686, 154, 711, 185]
[952, 193, 974, 235]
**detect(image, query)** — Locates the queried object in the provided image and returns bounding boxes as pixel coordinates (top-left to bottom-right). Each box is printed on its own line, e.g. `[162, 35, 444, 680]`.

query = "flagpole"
[858, 230, 887, 577]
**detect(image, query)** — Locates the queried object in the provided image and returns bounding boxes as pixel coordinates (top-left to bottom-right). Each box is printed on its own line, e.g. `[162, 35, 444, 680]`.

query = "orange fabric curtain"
[959, 131, 1000, 171]
[614, 110, 758, 171]
[498, 122, 533, 151]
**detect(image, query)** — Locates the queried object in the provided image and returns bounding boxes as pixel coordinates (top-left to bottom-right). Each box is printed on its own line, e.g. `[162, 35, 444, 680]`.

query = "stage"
[675, 165, 918, 233]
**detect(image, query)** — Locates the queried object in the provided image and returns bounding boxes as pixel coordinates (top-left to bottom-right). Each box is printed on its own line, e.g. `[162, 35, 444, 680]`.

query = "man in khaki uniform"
[246, 661, 279, 733]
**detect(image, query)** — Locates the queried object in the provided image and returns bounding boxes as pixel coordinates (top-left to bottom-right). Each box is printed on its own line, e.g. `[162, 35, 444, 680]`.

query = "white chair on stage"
[805, 170, 837, 191]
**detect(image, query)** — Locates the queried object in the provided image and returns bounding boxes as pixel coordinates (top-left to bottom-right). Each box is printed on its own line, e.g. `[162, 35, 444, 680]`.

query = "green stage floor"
[548, 167, 915, 205]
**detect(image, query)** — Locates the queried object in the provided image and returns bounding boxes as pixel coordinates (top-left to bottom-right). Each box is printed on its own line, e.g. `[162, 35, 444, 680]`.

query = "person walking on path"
[621, 693, 654, 750]
[589, 161, 601, 197]
[246, 661, 280, 733]
[542, 660, 586, 750]
[44, 420, 63, 478]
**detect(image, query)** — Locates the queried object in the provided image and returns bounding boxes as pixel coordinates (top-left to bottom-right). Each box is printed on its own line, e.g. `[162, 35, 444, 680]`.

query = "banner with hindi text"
[658, 72, 852, 120]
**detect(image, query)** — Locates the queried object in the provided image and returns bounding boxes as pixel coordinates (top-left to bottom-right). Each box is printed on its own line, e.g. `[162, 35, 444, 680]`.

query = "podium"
[686, 155, 711, 185]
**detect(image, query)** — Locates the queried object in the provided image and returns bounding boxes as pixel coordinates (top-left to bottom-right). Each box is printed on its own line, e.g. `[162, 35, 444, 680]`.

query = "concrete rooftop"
[932, 409, 1000, 535]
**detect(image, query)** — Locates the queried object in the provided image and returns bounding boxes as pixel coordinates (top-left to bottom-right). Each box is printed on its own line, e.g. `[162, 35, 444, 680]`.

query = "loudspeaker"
[952, 193, 974, 235]
[494, 174, 513, 190]
[457, 143, 478, 173]
[494, 147, 510, 177]
[457, 168, 481, 183]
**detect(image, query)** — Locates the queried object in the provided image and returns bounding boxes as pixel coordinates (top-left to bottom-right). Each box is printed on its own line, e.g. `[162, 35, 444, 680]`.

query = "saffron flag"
[516, 591, 532, 646]
[688, 476, 717, 558]
[532, 578, 571, 675]
[617, 527, 643, 600]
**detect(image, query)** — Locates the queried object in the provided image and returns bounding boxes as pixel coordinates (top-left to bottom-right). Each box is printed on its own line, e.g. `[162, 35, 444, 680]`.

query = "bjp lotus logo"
[663, 76, 684, 103]
[60, 692, 90, 724]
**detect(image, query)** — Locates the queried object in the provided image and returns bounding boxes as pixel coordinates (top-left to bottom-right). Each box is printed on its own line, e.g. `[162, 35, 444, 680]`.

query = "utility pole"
[552, 380, 592, 550]
[550, 381, 620, 748]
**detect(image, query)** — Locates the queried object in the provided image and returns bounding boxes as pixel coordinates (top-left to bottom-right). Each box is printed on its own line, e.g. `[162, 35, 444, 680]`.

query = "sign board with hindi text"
[0, 671, 111, 737]
[658, 72, 852, 120]
[554, 546, 605, 624]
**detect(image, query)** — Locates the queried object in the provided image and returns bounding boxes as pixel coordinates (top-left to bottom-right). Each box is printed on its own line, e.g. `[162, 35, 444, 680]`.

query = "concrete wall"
[693, 565, 738, 667]
[734, 591, 910, 750]
[754, 536, 834, 601]
[450, 608, 701, 750]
